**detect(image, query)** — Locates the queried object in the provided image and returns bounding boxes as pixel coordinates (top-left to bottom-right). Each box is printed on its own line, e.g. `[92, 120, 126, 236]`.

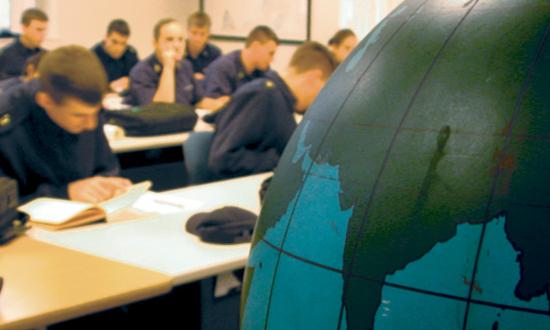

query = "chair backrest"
[183, 131, 215, 185]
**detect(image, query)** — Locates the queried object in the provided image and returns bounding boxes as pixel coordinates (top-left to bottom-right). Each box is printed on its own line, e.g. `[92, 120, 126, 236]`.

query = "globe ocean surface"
[241, 0, 550, 329]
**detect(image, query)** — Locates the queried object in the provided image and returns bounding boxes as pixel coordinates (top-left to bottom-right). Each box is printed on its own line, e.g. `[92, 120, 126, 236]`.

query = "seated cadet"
[92, 19, 139, 93]
[328, 29, 358, 65]
[185, 11, 221, 81]
[128, 18, 201, 106]
[0, 45, 131, 203]
[0, 50, 46, 94]
[0, 8, 48, 80]
[200, 25, 279, 111]
[208, 42, 337, 179]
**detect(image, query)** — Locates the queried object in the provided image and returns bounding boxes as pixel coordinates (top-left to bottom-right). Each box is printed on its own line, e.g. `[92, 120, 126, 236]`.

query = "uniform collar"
[0, 80, 38, 131]
[15, 37, 41, 54]
[24, 81, 80, 139]
[96, 42, 123, 61]
[267, 71, 296, 112]
[94, 42, 108, 57]
[185, 41, 210, 60]
[233, 50, 264, 79]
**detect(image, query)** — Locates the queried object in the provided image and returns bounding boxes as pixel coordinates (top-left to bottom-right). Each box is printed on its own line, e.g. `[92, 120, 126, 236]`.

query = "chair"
[183, 131, 215, 185]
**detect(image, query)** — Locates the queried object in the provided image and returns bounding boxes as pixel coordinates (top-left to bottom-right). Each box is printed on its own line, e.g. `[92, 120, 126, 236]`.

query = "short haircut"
[187, 12, 211, 29]
[328, 29, 356, 47]
[107, 19, 130, 36]
[245, 25, 279, 47]
[289, 41, 337, 79]
[154, 18, 178, 41]
[21, 8, 48, 26]
[37, 46, 107, 105]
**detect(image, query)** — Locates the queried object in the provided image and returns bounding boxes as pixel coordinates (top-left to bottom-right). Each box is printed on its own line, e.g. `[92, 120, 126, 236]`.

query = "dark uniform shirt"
[0, 77, 23, 94]
[0, 81, 120, 202]
[0, 37, 44, 80]
[128, 54, 202, 106]
[208, 71, 297, 179]
[92, 42, 139, 82]
[203, 50, 268, 98]
[185, 42, 222, 74]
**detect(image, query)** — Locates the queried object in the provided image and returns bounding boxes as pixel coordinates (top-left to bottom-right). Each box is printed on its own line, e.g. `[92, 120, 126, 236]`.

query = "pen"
[153, 199, 186, 209]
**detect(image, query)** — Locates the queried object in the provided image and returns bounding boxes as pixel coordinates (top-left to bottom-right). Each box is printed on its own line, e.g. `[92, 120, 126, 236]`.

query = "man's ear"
[35, 91, 55, 109]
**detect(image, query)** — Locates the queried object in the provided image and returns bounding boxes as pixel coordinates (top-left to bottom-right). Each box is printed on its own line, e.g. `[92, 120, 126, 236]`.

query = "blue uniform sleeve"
[128, 62, 158, 106]
[182, 61, 203, 105]
[0, 164, 67, 202]
[208, 91, 280, 177]
[203, 61, 234, 98]
[210, 44, 222, 61]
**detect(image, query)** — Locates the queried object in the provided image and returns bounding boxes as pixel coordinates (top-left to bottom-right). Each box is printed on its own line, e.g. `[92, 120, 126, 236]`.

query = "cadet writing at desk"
[0, 46, 131, 203]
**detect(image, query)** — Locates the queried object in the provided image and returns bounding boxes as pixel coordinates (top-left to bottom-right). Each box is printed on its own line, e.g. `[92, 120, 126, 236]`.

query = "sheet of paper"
[18, 198, 91, 224]
[132, 192, 204, 214]
[100, 181, 152, 214]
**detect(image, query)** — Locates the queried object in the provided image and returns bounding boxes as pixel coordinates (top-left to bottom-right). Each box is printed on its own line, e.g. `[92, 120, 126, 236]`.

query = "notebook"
[18, 181, 152, 230]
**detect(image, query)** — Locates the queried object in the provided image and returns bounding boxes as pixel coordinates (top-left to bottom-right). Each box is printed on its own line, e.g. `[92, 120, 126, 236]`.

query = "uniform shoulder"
[234, 78, 278, 100]
[207, 43, 222, 56]
[181, 59, 195, 73]
[124, 45, 139, 60]
[0, 40, 17, 57]
[91, 42, 102, 52]
[127, 45, 137, 54]
[0, 83, 35, 134]
[130, 56, 155, 75]
[204, 51, 236, 76]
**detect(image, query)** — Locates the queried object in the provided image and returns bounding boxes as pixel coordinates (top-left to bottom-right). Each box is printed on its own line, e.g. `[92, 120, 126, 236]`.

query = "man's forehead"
[161, 23, 183, 35]
[27, 20, 48, 28]
[189, 26, 208, 33]
[107, 32, 128, 41]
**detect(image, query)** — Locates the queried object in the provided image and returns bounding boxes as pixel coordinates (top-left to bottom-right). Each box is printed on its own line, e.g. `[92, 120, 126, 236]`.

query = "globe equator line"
[382, 280, 550, 316]
[462, 17, 550, 329]
[260, 1, 431, 328]
[261, 238, 550, 316]
[339, 0, 482, 327]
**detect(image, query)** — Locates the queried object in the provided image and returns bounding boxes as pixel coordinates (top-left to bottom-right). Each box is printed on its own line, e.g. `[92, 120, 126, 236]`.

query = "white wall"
[211, 0, 341, 73]
[341, 0, 403, 39]
[12, 0, 198, 57]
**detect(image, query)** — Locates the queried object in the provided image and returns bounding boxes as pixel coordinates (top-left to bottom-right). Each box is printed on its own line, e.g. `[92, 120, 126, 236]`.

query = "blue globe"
[241, 0, 550, 329]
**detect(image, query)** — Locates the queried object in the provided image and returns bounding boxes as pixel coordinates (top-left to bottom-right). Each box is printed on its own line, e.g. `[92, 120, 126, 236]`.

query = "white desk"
[29, 173, 271, 286]
[108, 116, 213, 154]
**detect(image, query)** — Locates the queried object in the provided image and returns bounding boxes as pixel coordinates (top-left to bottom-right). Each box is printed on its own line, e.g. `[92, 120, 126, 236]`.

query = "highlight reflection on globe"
[241, 0, 550, 328]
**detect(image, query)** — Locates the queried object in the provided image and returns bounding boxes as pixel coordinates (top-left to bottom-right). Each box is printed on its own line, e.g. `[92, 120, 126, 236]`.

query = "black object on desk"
[104, 103, 197, 137]
[186, 206, 257, 244]
[0, 177, 29, 245]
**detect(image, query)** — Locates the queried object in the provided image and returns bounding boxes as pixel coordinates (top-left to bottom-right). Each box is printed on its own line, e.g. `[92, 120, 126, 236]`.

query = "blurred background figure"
[328, 28, 357, 65]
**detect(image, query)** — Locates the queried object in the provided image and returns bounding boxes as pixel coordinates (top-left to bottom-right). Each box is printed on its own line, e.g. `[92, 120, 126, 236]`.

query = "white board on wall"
[204, 0, 308, 41]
